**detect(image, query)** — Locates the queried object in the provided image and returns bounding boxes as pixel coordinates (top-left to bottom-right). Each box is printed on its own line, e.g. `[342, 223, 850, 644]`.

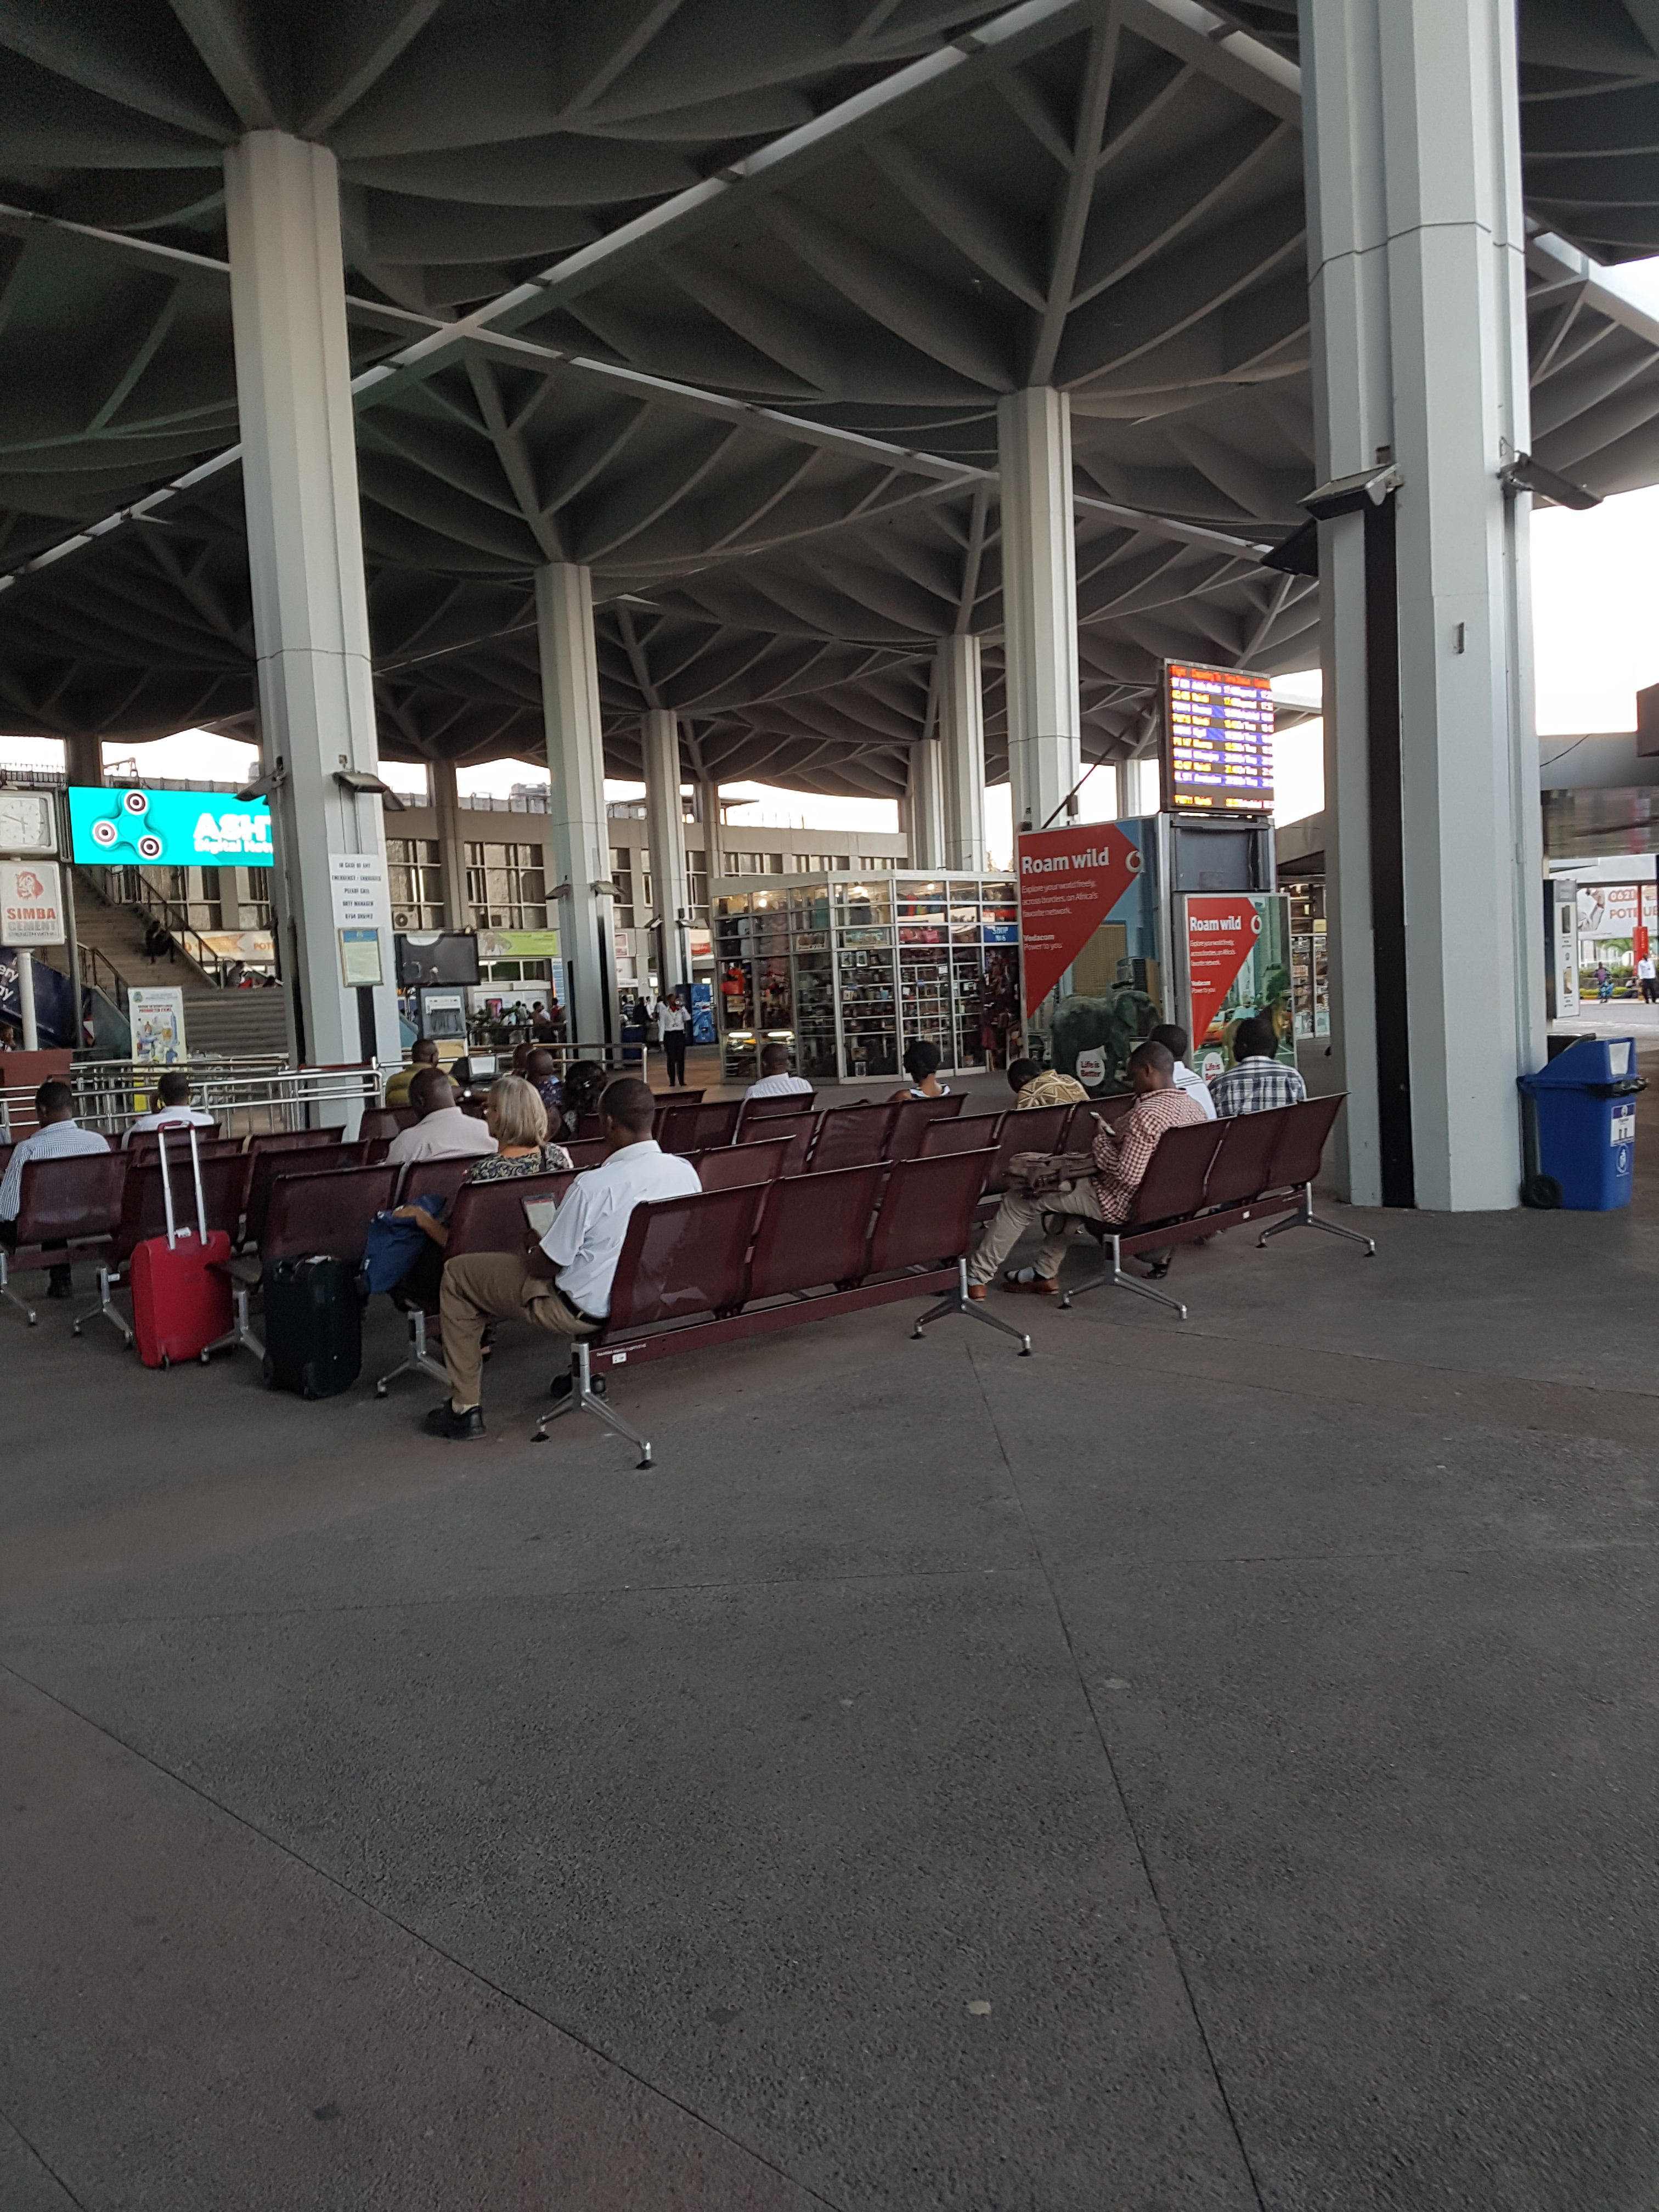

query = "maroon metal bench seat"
[1060, 1093, 1372, 1319]
[658, 1099, 742, 1154]
[917, 1111, 1004, 1158]
[736, 1090, 815, 1132]
[534, 1147, 1024, 1467]
[375, 1167, 576, 1397]
[693, 1135, 795, 1190]
[983, 1103, 1070, 1195]
[808, 1103, 894, 1173]
[209, 1162, 402, 1362]
[78, 1148, 247, 1346]
[1, 1152, 128, 1326]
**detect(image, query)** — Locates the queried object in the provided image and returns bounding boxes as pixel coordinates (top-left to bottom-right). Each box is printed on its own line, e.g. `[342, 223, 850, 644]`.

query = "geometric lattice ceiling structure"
[1, 0, 1657, 798]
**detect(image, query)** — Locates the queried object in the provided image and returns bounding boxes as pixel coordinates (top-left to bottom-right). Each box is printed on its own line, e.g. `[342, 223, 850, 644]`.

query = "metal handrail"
[78, 939, 128, 1011]
[0, 1056, 392, 1143]
[80, 864, 234, 987]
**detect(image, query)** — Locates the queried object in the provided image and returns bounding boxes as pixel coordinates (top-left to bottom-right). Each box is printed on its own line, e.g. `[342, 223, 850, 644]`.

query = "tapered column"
[936, 634, 986, 871]
[641, 707, 691, 990]
[537, 562, 615, 1047]
[997, 387, 1081, 837]
[430, 755, 470, 931]
[224, 131, 397, 1071]
[906, 733, 945, 871]
[64, 732, 103, 788]
[1302, 0, 1539, 1210]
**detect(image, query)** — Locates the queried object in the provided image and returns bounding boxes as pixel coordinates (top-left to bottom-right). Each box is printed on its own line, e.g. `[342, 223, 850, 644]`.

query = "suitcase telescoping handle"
[157, 1122, 179, 1250]
[155, 1123, 210, 1250]
[188, 1121, 209, 1242]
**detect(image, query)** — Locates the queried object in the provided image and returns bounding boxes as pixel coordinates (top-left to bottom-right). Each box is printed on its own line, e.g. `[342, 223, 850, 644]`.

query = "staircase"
[67, 871, 292, 1059]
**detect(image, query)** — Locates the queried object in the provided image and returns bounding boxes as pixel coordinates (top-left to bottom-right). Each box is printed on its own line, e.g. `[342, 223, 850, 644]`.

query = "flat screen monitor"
[1163, 661, 1275, 817]
[394, 930, 479, 987]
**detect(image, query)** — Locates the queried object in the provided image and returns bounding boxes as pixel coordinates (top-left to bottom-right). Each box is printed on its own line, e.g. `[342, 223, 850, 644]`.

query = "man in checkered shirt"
[1207, 1013, 1307, 1119]
[967, 1039, 1206, 1298]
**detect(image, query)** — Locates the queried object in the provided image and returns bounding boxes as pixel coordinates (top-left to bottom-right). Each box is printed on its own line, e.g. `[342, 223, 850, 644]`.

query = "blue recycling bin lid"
[1520, 1035, 1638, 1092]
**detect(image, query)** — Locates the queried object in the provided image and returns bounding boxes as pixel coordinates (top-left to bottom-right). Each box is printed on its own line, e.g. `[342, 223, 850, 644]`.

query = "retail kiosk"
[710, 870, 1021, 1084]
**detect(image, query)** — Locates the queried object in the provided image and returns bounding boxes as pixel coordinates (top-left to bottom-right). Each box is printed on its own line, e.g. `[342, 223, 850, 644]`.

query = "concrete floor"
[5, 1059, 1659, 2210]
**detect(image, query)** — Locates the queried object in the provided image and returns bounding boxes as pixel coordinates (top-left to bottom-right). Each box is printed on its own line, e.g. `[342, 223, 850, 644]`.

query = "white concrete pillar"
[697, 779, 722, 882]
[430, 755, 469, 931]
[906, 733, 945, 871]
[1302, 0, 1539, 1211]
[537, 562, 616, 1047]
[997, 387, 1081, 837]
[224, 131, 398, 1071]
[641, 707, 692, 989]
[936, 634, 987, 871]
[1119, 757, 1160, 817]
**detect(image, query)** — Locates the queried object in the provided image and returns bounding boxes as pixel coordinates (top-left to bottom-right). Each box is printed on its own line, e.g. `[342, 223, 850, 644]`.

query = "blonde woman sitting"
[395, 1075, 573, 1306]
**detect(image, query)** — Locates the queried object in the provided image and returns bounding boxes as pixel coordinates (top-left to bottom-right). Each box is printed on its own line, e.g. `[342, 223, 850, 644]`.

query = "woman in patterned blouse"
[394, 1076, 572, 1304]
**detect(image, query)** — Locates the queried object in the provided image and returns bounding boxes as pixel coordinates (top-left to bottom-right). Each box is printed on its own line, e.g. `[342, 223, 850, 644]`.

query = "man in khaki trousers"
[426, 1075, 700, 1440]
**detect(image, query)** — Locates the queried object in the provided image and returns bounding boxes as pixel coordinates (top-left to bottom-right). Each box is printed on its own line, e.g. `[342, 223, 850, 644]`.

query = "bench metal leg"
[374, 1306, 445, 1397]
[204, 1283, 266, 1364]
[1060, 1237, 1188, 1321]
[532, 1341, 653, 1469]
[73, 1264, 132, 1347]
[913, 1259, 1031, 1354]
[0, 1248, 38, 1328]
[1257, 1184, 1376, 1256]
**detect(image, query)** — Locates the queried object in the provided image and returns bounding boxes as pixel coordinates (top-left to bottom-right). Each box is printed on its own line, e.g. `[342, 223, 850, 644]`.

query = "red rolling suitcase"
[130, 1125, 233, 1369]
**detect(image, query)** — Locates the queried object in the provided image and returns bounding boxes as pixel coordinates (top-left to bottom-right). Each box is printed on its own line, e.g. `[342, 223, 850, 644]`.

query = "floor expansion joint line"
[961, 1341, 1272, 2212]
[0, 2109, 88, 2211]
[0, 1661, 849, 2212]
[1, 1562, 1048, 1637]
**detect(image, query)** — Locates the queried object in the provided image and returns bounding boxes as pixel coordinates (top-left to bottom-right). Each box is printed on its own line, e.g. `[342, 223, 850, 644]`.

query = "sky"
[5, 441, 1658, 864]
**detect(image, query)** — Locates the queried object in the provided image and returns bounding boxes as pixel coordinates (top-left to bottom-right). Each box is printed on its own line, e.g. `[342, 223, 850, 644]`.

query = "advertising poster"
[1181, 893, 1294, 1082]
[1015, 820, 1159, 1092]
[1, 860, 66, 945]
[131, 985, 187, 1065]
[70, 785, 273, 867]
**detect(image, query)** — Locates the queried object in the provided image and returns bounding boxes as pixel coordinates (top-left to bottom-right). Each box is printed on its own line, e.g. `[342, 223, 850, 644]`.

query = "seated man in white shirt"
[426, 1075, 700, 1439]
[125, 1069, 216, 1146]
[385, 1066, 498, 1165]
[1148, 1024, 1217, 1120]
[744, 1041, 812, 1099]
[1, 1079, 110, 1298]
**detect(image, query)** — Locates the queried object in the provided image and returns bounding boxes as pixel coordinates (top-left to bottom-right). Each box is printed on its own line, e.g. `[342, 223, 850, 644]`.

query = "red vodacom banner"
[1015, 823, 1142, 1015]
[1186, 894, 1262, 1044]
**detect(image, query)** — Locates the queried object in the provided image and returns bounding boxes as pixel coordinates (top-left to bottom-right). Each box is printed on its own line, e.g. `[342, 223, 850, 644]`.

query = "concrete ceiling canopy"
[0, 0, 1655, 788]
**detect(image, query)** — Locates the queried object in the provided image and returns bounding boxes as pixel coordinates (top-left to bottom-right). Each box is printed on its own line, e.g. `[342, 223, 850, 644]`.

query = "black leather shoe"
[46, 1266, 73, 1299]
[424, 1402, 485, 1440]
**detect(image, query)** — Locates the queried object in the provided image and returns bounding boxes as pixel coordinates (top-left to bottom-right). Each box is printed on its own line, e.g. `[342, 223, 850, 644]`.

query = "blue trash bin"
[1517, 1036, 1644, 1210]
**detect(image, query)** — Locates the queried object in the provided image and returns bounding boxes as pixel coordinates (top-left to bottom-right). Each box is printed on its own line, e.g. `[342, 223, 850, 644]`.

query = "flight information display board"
[1163, 662, 1276, 816]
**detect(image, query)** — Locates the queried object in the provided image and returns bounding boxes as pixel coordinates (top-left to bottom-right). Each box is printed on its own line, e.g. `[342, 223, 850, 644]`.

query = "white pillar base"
[538, 563, 616, 1051]
[936, 634, 987, 871]
[642, 708, 692, 990]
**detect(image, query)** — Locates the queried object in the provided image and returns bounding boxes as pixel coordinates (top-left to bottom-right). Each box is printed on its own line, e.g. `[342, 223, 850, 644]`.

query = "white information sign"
[0, 860, 66, 944]
[329, 852, 388, 930]
[0, 792, 57, 856]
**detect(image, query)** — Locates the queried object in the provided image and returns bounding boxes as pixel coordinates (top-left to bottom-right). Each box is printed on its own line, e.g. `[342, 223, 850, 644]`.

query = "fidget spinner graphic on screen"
[87, 788, 165, 862]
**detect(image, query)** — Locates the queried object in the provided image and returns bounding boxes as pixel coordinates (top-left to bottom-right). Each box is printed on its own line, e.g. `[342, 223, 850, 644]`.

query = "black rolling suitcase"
[261, 1255, 362, 1399]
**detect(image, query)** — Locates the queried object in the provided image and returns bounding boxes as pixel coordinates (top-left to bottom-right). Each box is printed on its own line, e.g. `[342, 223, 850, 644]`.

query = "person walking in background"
[656, 991, 690, 1086]
[1597, 961, 1612, 1004]
[1639, 952, 1658, 1006]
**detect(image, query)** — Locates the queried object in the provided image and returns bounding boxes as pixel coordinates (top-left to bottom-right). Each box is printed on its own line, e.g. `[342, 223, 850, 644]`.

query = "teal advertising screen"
[69, 785, 273, 868]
